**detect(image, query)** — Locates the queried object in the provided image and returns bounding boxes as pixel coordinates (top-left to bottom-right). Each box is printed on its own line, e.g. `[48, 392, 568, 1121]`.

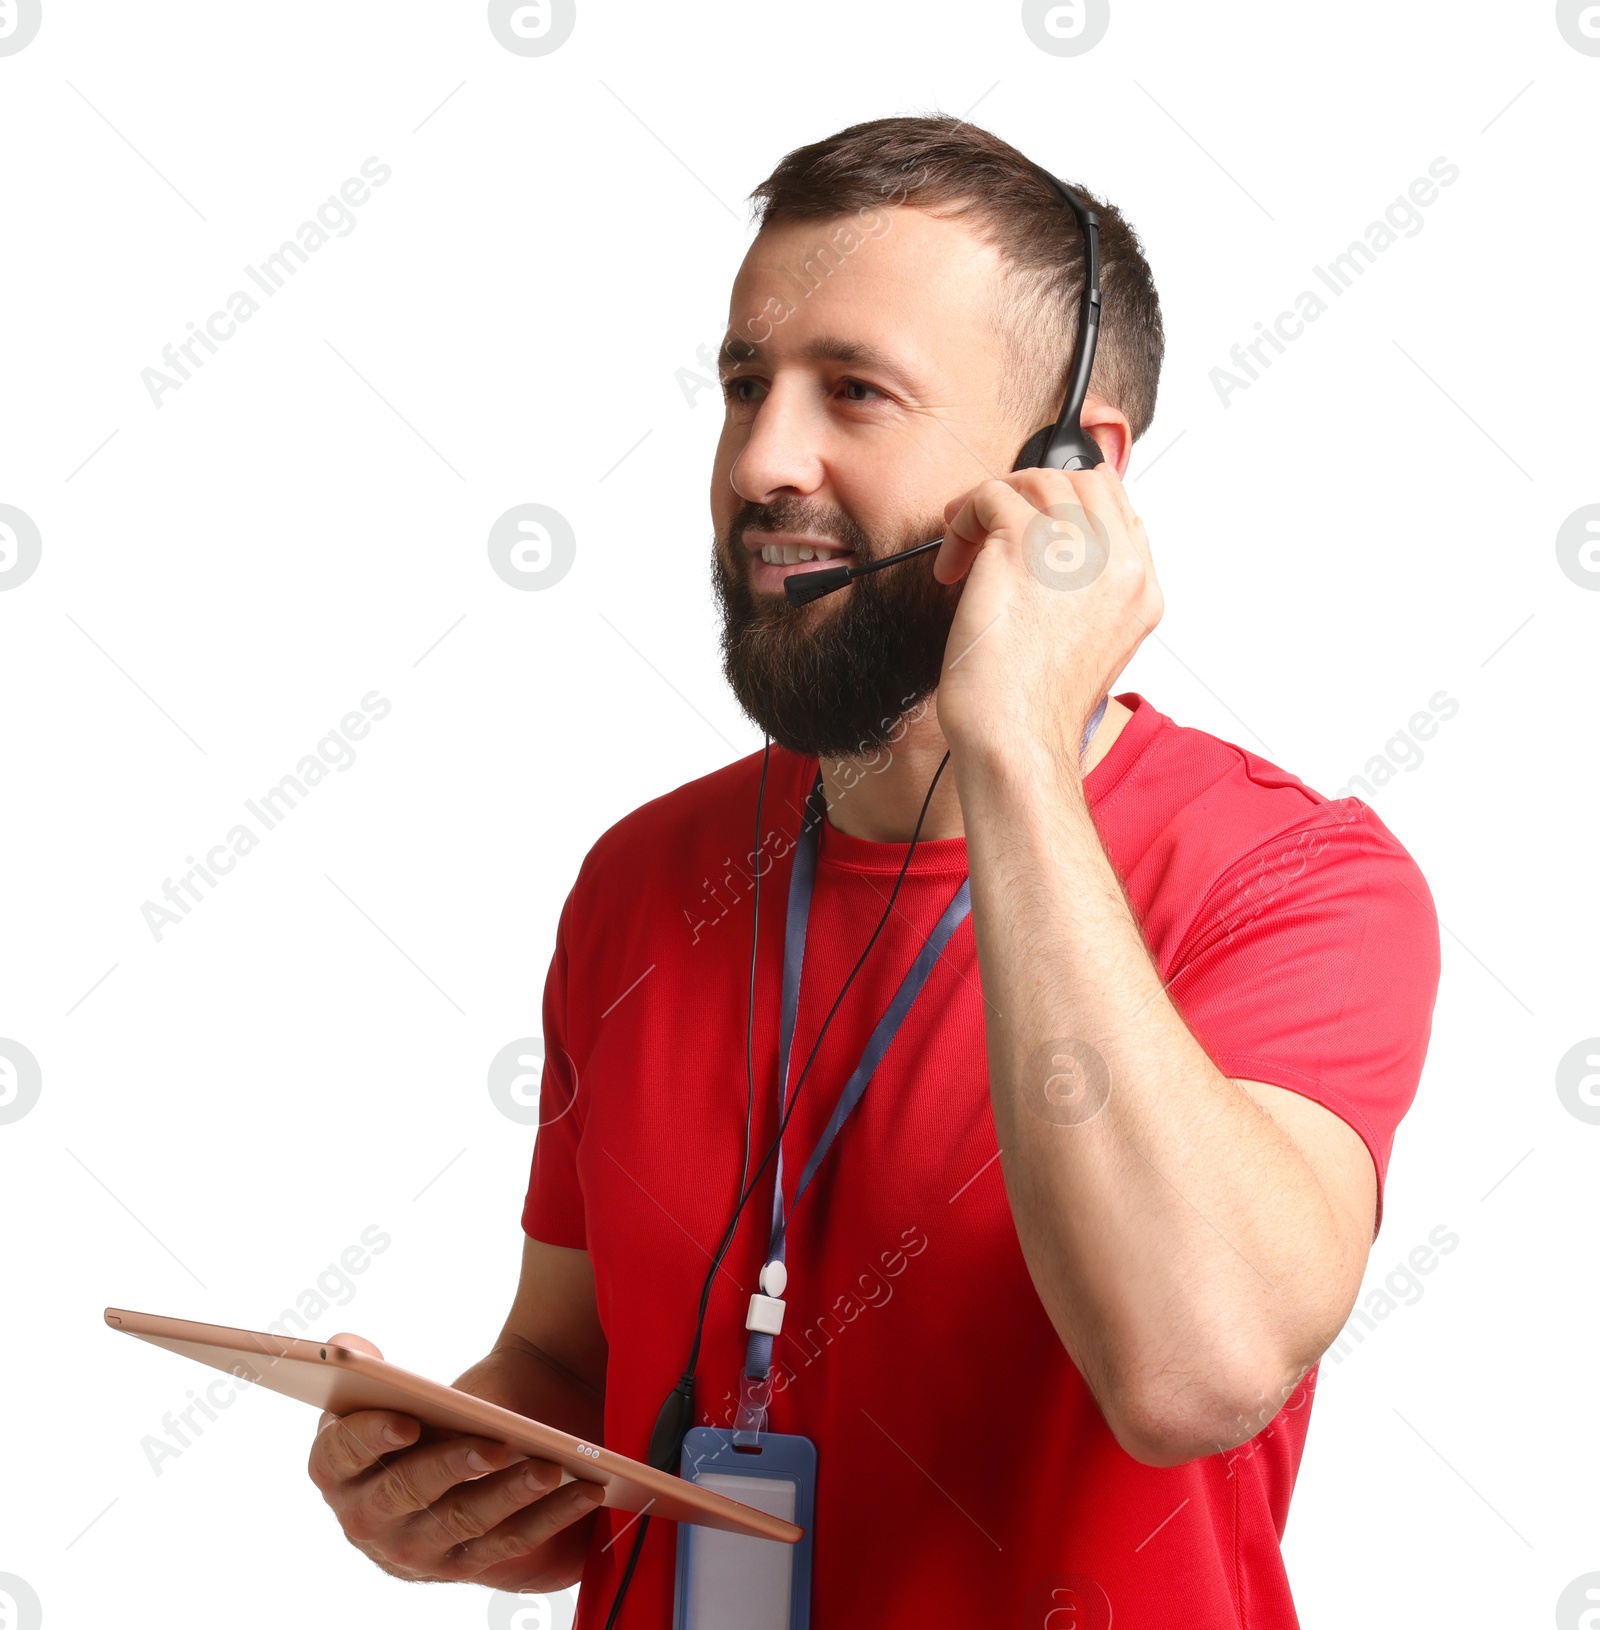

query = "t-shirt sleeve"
[520, 890, 588, 1249]
[1163, 799, 1440, 1239]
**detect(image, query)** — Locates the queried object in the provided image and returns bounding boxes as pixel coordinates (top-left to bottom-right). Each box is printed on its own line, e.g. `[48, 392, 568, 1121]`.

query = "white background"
[2, 2, 1596, 1626]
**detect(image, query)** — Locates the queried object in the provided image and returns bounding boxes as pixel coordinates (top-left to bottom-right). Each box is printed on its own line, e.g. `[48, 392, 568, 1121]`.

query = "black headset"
[783, 169, 1104, 609]
[601, 166, 1105, 1628]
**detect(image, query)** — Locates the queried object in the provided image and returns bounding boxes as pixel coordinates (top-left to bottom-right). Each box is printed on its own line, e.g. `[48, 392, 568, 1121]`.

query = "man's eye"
[721, 375, 882, 404]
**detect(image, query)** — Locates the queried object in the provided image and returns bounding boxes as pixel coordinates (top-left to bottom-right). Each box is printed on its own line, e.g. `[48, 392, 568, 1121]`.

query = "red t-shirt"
[522, 693, 1440, 1628]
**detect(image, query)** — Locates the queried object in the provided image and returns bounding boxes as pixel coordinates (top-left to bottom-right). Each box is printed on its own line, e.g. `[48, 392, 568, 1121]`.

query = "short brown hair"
[747, 114, 1164, 443]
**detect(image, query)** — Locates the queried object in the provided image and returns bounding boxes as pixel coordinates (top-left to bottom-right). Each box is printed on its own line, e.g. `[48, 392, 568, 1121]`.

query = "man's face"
[710, 206, 1030, 760]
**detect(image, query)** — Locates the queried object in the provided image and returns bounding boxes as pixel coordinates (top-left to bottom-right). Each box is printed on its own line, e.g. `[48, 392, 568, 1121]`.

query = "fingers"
[935, 478, 1042, 583]
[308, 1408, 591, 1584]
[934, 463, 1156, 618]
[419, 1457, 573, 1553]
[358, 1435, 521, 1524]
[1069, 466, 1157, 574]
[309, 1409, 422, 1486]
[935, 485, 982, 582]
[307, 1334, 393, 1478]
[1073, 462, 1139, 535]
[452, 1477, 607, 1574]
[1068, 466, 1161, 621]
[1027, 465, 1158, 605]
[932, 531, 980, 585]
[948, 477, 1042, 547]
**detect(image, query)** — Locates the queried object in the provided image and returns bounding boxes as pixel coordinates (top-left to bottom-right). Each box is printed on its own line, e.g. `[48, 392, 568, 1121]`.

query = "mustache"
[728, 503, 875, 558]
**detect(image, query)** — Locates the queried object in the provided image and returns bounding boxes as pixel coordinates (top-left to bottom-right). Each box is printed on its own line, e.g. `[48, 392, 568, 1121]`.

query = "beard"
[712, 496, 964, 760]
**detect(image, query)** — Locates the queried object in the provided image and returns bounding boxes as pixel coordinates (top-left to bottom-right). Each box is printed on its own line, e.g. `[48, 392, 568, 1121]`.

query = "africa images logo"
[0, 1575, 43, 1630]
[0, 0, 42, 54]
[0, 1039, 43, 1125]
[0, 505, 42, 591]
[487, 0, 576, 55]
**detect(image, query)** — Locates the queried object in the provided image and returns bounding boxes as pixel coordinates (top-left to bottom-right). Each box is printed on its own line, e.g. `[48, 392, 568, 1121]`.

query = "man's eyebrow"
[716, 333, 925, 391]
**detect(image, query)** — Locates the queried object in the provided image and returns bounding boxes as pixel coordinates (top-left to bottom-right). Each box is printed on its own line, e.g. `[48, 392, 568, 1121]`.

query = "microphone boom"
[782, 535, 944, 607]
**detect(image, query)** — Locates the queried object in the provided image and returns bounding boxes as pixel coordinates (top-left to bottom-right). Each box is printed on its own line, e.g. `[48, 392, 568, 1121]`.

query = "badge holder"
[673, 1424, 816, 1630]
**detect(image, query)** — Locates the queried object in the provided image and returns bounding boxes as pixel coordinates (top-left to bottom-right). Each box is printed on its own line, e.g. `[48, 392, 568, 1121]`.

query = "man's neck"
[819, 695, 1133, 843]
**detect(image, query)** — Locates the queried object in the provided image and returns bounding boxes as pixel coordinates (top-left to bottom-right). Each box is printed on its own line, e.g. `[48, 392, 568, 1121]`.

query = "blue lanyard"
[741, 698, 1109, 1385]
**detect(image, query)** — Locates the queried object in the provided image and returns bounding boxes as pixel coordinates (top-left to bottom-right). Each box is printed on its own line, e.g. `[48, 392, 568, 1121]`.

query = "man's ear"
[1081, 399, 1133, 477]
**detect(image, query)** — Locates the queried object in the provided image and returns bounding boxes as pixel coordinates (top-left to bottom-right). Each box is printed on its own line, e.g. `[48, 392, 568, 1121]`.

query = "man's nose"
[728, 380, 828, 504]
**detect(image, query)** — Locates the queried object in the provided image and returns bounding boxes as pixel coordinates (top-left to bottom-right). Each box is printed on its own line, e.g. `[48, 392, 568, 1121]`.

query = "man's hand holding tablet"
[308, 1332, 606, 1591]
[108, 1240, 800, 1582]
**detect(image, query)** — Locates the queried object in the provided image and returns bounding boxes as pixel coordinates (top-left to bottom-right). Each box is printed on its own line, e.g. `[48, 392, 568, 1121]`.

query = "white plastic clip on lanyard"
[733, 697, 1109, 1445]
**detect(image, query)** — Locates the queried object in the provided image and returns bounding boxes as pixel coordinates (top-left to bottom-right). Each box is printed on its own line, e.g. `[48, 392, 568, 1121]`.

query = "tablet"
[104, 1308, 802, 1544]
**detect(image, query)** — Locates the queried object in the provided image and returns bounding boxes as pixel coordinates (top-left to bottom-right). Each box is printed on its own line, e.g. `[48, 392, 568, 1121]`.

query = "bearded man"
[309, 114, 1440, 1630]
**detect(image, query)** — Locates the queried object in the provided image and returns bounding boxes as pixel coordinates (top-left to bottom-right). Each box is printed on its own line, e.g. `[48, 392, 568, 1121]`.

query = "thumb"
[327, 1330, 384, 1360]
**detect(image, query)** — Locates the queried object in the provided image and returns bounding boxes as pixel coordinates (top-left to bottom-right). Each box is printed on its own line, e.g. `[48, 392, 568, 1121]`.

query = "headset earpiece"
[1013, 426, 1054, 472]
[1012, 423, 1105, 474]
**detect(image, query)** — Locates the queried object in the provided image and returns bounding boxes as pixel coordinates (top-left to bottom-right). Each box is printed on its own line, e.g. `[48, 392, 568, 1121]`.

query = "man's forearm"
[453, 1334, 606, 1446]
[954, 739, 1353, 1464]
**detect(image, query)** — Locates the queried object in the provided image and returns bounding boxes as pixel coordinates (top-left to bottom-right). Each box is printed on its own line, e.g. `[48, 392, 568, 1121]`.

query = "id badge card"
[672, 1427, 816, 1630]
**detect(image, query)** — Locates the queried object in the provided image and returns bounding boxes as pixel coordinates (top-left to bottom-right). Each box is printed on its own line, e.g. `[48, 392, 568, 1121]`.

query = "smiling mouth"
[756, 540, 849, 565]
[740, 530, 859, 588]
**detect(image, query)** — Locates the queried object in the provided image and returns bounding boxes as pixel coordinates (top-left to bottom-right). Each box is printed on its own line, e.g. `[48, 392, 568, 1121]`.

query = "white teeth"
[760, 542, 840, 565]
